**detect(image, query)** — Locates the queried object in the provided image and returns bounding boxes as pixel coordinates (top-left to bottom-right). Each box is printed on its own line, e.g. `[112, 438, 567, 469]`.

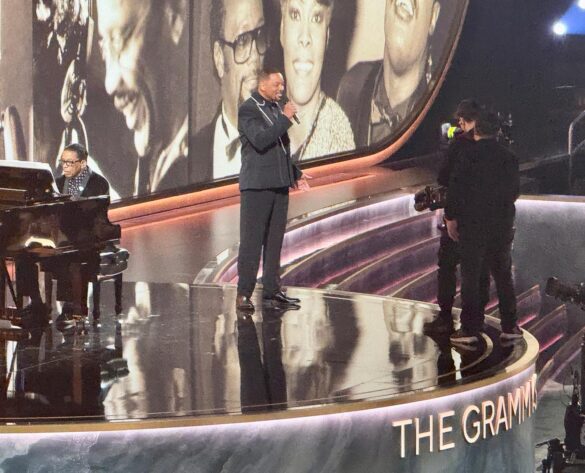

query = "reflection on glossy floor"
[0, 283, 529, 424]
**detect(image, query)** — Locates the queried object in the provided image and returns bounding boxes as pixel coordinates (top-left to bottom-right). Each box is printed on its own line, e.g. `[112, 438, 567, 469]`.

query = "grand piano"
[0, 161, 124, 326]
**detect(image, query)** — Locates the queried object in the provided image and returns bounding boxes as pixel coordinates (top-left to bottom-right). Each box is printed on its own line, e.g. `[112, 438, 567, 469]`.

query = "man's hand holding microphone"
[283, 100, 300, 124]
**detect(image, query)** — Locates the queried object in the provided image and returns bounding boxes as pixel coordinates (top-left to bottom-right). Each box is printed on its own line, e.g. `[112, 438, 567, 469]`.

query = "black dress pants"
[15, 255, 42, 305]
[43, 251, 100, 314]
[437, 227, 490, 317]
[237, 187, 289, 297]
[459, 225, 517, 333]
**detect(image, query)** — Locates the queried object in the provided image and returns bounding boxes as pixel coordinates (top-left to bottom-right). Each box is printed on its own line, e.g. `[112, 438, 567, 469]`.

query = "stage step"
[486, 284, 542, 327]
[282, 212, 439, 288]
[335, 236, 440, 294]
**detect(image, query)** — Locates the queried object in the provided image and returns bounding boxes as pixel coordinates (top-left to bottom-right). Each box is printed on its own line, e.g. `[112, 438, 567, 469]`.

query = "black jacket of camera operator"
[437, 129, 475, 188]
[413, 130, 474, 212]
[445, 138, 519, 230]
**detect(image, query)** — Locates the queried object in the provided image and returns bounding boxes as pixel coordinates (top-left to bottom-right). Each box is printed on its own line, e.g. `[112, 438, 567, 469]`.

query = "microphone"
[282, 94, 300, 124]
[441, 122, 461, 140]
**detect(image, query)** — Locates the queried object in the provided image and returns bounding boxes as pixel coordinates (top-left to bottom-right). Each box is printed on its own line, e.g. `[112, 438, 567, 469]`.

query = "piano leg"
[0, 258, 44, 326]
[92, 281, 100, 322]
[1, 262, 16, 307]
[114, 274, 123, 315]
[44, 273, 52, 315]
[15, 257, 44, 310]
[0, 262, 5, 310]
[14, 260, 23, 309]
[69, 261, 88, 318]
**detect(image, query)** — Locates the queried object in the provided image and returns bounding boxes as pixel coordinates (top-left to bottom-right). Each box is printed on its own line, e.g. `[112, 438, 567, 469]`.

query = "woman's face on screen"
[280, 0, 332, 106]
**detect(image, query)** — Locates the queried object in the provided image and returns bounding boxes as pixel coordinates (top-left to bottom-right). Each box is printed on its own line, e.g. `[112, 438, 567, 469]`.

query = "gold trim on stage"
[0, 322, 539, 434]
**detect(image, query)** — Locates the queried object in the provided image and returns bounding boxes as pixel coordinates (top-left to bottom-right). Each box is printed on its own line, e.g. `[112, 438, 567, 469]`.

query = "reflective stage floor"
[0, 283, 539, 472]
[0, 283, 536, 426]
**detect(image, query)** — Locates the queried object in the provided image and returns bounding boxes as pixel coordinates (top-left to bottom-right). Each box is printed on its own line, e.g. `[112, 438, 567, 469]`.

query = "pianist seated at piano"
[15, 143, 115, 325]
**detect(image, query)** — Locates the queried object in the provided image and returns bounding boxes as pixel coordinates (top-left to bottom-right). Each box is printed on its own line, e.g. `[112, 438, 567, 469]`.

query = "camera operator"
[444, 110, 521, 344]
[424, 99, 489, 334]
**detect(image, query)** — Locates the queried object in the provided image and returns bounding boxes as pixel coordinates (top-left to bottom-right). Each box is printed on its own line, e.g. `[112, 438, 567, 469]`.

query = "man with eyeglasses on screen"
[192, 0, 267, 181]
[96, 0, 189, 196]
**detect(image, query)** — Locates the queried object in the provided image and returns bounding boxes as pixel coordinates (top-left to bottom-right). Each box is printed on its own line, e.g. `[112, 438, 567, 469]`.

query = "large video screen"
[30, 0, 467, 201]
[33, 0, 190, 201]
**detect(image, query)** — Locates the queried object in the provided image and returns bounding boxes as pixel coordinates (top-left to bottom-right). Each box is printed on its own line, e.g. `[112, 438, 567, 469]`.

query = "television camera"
[413, 185, 448, 212]
[413, 112, 513, 213]
[546, 277, 585, 309]
[537, 365, 585, 472]
[439, 111, 513, 146]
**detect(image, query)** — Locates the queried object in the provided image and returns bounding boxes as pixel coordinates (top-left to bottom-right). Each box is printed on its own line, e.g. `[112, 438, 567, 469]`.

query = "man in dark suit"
[424, 99, 490, 335]
[56, 143, 111, 323]
[17, 143, 111, 324]
[236, 67, 305, 311]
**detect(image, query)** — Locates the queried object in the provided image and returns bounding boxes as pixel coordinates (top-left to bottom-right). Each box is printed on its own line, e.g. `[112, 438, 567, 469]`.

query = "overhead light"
[553, 21, 568, 35]
[578, 0, 585, 10]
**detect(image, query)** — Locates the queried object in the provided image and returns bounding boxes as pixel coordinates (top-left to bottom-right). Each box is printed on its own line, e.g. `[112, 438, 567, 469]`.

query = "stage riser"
[0, 369, 536, 473]
[337, 238, 440, 294]
[215, 195, 422, 284]
[283, 213, 438, 288]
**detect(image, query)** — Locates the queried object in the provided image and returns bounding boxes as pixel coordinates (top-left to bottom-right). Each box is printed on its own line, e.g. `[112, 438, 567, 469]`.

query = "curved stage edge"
[0, 284, 537, 473]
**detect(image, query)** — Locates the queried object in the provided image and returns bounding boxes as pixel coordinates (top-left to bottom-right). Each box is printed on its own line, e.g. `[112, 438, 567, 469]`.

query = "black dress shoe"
[236, 294, 255, 312]
[55, 311, 76, 331]
[263, 291, 300, 305]
[20, 303, 50, 329]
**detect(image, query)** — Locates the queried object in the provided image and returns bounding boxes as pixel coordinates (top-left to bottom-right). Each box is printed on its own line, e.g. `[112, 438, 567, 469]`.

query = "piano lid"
[0, 161, 59, 202]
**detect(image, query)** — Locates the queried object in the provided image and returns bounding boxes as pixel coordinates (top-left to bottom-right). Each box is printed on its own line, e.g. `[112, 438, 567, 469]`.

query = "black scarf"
[65, 166, 91, 200]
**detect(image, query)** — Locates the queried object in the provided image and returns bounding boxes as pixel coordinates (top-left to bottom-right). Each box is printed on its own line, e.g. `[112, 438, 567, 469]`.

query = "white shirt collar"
[212, 103, 242, 179]
[151, 116, 188, 191]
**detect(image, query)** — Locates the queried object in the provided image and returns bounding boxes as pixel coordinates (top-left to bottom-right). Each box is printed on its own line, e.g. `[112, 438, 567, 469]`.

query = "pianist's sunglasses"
[60, 159, 81, 168]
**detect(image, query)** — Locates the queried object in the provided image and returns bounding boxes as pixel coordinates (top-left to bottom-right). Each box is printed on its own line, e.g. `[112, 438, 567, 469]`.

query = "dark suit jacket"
[154, 156, 189, 194]
[445, 138, 519, 229]
[437, 130, 475, 187]
[238, 91, 301, 191]
[337, 61, 380, 148]
[56, 170, 110, 197]
[190, 110, 217, 185]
